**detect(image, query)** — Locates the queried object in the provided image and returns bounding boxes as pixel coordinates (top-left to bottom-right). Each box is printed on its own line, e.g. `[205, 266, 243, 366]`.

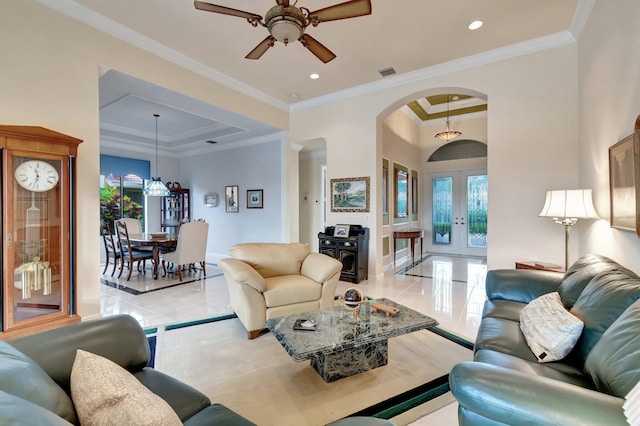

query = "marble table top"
[266, 298, 438, 362]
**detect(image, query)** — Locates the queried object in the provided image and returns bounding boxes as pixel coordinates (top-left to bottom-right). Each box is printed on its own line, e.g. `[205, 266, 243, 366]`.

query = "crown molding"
[180, 131, 287, 157]
[290, 31, 577, 112]
[37, 0, 289, 112]
[569, 0, 596, 39]
[38, 0, 588, 117]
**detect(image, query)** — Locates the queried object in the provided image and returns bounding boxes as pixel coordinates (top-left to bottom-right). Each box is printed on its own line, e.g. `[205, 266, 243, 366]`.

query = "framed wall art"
[225, 185, 239, 213]
[330, 176, 370, 212]
[609, 134, 636, 231]
[609, 114, 640, 236]
[247, 189, 263, 209]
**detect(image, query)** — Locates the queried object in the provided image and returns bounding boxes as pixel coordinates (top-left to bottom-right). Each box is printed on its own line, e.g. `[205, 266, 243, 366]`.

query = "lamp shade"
[143, 177, 170, 197]
[539, 189, 599, 219]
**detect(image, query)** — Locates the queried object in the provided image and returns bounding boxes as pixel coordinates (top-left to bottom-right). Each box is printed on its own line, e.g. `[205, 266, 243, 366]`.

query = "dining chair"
[115, 220, 154, 280]
[118, 217, 142, 234]
[100, 221, 121, 277]
[161, 221, 209, 281]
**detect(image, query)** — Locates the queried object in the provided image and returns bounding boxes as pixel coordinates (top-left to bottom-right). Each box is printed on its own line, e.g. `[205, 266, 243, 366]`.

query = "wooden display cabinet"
[0, 126, 82, 339]
[161, 181, 190, 234]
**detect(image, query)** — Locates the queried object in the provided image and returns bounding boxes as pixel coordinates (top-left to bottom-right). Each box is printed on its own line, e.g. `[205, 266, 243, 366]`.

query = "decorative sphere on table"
[340, 287, 365, 321]
[344, 287, 364, 306]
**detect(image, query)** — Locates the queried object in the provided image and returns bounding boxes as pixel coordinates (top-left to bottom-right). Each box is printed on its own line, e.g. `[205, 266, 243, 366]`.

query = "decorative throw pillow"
[520, 292, 584, 362]
[70, 350, 182, 426]
[0, 341, 77, 423]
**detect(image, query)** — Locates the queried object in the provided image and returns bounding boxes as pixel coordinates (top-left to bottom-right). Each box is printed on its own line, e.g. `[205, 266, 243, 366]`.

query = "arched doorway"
[377, 87, 488, 267]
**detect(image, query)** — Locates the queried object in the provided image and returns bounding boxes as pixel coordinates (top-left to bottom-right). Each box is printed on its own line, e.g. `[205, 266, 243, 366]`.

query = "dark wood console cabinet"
[318, 225, 369, 283]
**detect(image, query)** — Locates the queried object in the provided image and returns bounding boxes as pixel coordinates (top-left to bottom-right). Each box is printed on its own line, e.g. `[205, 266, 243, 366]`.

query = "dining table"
[127, 233, 178, 279]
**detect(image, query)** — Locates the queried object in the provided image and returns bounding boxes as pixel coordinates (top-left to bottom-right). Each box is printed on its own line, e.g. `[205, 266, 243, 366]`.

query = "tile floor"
[100, 254, 487, 425]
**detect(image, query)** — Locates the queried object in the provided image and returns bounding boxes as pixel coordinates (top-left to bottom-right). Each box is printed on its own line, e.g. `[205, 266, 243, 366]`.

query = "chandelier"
[143, 114, 170, 197]
[435, 95, 462, 141]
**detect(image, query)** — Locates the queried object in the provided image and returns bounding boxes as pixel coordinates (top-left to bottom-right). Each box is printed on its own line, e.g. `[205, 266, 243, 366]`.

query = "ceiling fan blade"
[194, 1, 262, 21]
[300, 34, 336, 63]
[245, 36, 275, 60]
[308, 0, 371, 23]
[276, 0, 290, 7]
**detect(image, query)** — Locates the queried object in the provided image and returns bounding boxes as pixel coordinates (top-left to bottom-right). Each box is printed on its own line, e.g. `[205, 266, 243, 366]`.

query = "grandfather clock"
[0, 126, 82, 339]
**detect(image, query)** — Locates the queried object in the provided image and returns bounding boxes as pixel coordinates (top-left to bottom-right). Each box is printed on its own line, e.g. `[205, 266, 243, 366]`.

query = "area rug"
[100, 262, 222, 295]
[152, 316, 472, 425]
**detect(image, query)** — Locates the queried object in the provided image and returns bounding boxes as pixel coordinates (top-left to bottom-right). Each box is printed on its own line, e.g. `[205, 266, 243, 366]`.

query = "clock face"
[204, 192, 218, 207]
[14, 160, 60, 192]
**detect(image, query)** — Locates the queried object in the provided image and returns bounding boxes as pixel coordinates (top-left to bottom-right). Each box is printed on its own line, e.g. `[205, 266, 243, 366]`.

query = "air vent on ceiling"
[205, 140, 218, 144]
[378, 67, 396, 77]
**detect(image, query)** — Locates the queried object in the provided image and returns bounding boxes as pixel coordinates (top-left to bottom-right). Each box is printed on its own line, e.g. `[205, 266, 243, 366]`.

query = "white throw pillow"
[520, 292, 584, 362]
[70, 350, 182, 426]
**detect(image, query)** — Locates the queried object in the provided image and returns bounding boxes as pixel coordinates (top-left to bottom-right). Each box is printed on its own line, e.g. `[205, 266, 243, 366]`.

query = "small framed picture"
[247, 189, 263, 209]
[225, 185, 239, 213]
[334, 224, 350, 238]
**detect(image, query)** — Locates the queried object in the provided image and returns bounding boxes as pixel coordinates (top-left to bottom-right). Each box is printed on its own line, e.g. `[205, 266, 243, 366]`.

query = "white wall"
[179, 139, 284, 259]
[578, 0, 640, 272]
[299, 151, 327, 251]
[382, 112, 422, 266]
[291, 42, 579, 273]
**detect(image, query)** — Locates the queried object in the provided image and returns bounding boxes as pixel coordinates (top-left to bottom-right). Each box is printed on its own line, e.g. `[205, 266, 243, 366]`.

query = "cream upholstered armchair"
[219, 243, 343, 339]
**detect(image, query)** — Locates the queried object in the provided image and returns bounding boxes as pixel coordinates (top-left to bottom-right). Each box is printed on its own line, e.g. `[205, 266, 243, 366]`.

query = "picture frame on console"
[334, 224, 350, 238]
[330, 176, 370, 212]
[609, 128, 638, 233]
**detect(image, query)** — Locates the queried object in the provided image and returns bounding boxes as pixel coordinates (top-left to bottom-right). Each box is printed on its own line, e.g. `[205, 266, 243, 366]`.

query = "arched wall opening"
[375, 87, 488, 271]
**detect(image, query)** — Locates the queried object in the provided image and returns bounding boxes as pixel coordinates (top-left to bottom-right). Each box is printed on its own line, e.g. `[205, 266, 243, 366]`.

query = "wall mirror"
[394, 167, 408, 220]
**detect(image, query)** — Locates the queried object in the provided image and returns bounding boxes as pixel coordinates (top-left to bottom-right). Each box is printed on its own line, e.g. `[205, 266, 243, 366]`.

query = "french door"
[425, 170, 487, 256]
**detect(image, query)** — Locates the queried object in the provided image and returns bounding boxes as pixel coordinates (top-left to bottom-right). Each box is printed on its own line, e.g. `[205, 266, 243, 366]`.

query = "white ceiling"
[41, 0, 584, 154]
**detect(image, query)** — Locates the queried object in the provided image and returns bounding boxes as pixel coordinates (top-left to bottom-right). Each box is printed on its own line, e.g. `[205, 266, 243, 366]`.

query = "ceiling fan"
[193, 0, 372, 63]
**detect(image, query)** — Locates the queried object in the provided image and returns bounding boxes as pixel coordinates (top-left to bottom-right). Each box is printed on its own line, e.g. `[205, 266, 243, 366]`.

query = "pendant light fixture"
[143, 113, 170, 197]
[435, 94, 462, 141]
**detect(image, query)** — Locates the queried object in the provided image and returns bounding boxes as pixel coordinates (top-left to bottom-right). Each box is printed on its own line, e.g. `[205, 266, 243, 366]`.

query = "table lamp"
[539, 189, 599, 271]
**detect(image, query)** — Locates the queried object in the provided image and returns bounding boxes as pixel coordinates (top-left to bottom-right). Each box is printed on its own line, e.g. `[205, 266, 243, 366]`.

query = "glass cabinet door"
[8, 154, 67, 326]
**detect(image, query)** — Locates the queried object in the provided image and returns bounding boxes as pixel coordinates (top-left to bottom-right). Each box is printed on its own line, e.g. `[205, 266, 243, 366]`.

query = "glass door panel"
[432, 177, 453, 245]
[426, 170, 487, 256]
[466, 174, 488, 249]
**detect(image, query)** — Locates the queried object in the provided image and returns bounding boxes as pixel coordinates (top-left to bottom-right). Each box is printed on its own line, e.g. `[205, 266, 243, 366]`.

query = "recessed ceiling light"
[310, 73, 320, 80]
[468, 20, 483, 30]
[290, 93, 300, 100]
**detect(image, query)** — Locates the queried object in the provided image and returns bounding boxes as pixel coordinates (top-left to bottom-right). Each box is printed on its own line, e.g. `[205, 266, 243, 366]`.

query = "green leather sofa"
[1, 314, 256, 425]
[450, 254, 640, 425]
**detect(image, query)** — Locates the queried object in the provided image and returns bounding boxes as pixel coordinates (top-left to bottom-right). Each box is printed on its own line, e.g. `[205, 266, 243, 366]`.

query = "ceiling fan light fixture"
[266, 6, 305, 44]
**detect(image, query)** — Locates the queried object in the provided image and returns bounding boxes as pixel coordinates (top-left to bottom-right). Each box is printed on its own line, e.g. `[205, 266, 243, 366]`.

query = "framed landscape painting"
[330, 176, 370, 212]
[609, 134, 636, 231]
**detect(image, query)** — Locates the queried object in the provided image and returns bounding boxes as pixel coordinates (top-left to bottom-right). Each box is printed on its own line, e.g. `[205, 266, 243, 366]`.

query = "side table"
[393, 229, 424, 266]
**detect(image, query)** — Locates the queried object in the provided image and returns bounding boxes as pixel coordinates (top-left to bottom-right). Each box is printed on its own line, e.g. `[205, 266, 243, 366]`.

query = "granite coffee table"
[266, 298, 438, 382]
